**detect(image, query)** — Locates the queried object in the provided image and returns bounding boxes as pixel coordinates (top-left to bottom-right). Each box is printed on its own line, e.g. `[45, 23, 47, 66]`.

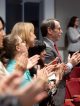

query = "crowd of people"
[0, 16, 80, 106]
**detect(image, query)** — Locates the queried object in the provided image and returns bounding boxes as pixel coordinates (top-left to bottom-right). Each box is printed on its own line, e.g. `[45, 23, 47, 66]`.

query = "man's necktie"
[54, 43, 62, 62]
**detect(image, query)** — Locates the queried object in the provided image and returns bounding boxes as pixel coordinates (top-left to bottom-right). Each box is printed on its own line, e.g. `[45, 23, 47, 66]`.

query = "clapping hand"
[27, 55, 40, 69]
[68, 51, 80, 66]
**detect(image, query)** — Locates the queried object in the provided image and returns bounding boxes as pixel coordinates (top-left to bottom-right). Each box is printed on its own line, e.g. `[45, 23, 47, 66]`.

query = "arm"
[44, 47, 56, 64]
[67, 27, 80, 43]
[64, 52, 80, 74]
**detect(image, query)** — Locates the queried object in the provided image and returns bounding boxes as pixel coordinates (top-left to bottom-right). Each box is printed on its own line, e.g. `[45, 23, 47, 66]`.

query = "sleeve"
[67, 28, 80, 43]
[0, 61, 9, 75]
[64, 63, 73, 75]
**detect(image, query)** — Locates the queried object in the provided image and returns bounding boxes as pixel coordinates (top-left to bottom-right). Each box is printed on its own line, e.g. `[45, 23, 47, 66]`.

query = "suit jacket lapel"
[43, 37, 58, 56]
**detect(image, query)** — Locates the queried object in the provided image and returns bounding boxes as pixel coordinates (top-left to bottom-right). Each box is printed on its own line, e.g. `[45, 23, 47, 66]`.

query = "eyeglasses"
[54, 27, 62, 31]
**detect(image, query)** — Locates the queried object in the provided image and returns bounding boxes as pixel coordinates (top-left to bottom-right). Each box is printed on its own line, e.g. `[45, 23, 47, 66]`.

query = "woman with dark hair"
[29, 40, 61, 106]
[66, 16, 80, 56]
[67, 16, 79, 28]
[29, 40, 46, 76]
[29, 40, 54, 106]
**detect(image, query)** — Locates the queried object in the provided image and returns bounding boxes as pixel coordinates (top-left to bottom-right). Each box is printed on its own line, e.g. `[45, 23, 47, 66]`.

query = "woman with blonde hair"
[10, 22, 40, 72]
[11, 22, 36, 48]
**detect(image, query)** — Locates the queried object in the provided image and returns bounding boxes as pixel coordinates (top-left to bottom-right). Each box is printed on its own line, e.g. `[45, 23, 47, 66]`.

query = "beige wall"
[55, 0, 80, 61]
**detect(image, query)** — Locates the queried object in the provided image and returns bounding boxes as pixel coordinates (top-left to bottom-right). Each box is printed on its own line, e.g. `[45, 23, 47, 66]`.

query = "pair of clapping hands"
[0, 52, 69, 106]
[14, 51, 80, 96]
[0, 64, 61, 106]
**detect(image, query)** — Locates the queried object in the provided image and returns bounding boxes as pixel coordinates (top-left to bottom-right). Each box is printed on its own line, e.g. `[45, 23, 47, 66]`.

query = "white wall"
[0, 0, 6, 21]
[43, 0, 55, 19]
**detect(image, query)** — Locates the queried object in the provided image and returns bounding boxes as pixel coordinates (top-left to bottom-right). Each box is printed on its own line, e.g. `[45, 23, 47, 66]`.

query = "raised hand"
[68, 51, 80, 66]
[48, 57, 59, 65]
[44, 64, 57, 74]
[0, 73, 21, 94]
[15, 52, 28, 75]
[49, 63, 66, 85]
[55, 63, 66, 82]
[27, 55, 40, 69]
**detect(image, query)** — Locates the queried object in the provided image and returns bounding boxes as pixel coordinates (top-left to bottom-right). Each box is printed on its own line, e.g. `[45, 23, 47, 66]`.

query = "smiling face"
[74, 18, 79, 28]
[40, 49, 46, 61]
[53, 20, 63, 41]
[49, 20, 63, 42]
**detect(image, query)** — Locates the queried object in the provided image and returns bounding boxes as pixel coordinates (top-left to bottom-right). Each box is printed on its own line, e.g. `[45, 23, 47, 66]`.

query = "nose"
[60, 29, 63, 34]
[43, 50, 47, 55]
[34, 34, 36, 39]
[1, 29, 5, 36]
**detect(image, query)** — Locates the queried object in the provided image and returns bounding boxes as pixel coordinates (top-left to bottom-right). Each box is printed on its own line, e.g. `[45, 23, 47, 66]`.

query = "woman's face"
[29, 31, 36, 47]
[74, 18, 79, 27]
[40, 49, 46, 61]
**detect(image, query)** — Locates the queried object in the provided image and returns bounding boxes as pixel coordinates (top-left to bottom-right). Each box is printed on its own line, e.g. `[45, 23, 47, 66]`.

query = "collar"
[44, 37, 55, 46]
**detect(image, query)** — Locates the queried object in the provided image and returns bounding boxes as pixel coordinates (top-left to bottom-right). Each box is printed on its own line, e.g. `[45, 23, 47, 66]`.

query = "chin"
[57, 37, 61, 41]
[55, 39, 59, 41]
[41, 57, 45, 61]
[29, 43, 35, 47]
[32, 43, 35, 47]
[0, 43, 3, 48]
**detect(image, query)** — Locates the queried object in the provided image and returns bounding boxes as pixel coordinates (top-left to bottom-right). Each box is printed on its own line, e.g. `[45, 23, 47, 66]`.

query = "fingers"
[68, 54, 71, 61]
[27, 55, 40, 69]
[16, 53, 28, 69]
[48, 72, 56, 77]
[37, 65, 40, 71]
[29, 55, 40, 61]
[48, 57, 58, 65]
[10, 77, 22, 90]
[73, 51, 79, 55]
[54, 57, 59, 63]
[0, 73, 21, 94]
[31, 55, 40, 64]
[33, 74, 37, 80]
[44, 64, 57, 73]
[3, 73, 20, 86]
[68, 52, 80, 66]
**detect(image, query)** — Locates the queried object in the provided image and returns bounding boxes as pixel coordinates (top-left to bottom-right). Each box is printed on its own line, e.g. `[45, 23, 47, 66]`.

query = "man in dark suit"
[40, 18, 80, 106]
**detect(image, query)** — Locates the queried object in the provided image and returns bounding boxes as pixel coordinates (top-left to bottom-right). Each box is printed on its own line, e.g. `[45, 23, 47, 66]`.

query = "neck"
[14, 53, 22, 61]
[47, 35, 55, 42]
[74, 25, 78, 28]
